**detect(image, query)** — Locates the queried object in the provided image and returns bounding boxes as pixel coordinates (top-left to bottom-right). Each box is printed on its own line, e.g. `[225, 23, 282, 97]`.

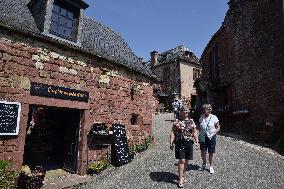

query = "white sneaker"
[198, 164, 206, 171]
[209, 166, 214, 174]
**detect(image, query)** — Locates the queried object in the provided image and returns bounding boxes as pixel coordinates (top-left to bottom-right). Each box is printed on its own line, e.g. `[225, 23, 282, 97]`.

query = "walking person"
[198, 104, 220, 174]
[172, 96, 182, 120]
[170, 107, 199, 188]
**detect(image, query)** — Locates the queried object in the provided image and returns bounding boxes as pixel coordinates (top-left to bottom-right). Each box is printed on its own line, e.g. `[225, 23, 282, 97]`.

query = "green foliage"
[144, 135, 154, 148]
[87, 160, 109, 174]
[129, 135, 154, 156]
[0, 160, 16, 189]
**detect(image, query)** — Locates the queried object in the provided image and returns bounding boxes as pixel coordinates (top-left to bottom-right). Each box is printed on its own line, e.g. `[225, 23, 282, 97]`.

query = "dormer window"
[50, 0, 79, 41]
[28, 0, 89, 44]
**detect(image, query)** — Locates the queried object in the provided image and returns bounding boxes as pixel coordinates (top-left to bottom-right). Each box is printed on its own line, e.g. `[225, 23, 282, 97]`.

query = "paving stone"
[42, 169, 92, 189]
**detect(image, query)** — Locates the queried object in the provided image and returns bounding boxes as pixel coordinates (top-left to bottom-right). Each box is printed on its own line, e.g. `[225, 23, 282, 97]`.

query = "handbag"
[198, 116, 212, 144]
[198, 133, 205, 144]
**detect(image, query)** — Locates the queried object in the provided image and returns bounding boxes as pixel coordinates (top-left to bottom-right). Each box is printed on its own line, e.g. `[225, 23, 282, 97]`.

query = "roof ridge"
[159, 44, 191, 55]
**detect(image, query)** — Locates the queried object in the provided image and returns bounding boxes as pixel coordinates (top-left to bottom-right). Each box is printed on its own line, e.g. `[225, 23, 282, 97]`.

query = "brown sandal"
[178, 182, 184, 188]
[178, 177, 185, 188]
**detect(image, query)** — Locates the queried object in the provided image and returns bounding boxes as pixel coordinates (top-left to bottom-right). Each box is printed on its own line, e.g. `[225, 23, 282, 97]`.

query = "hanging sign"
[30, 82, 89, 102]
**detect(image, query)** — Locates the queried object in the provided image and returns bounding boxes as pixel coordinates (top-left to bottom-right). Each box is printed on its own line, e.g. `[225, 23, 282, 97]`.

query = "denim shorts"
[200, 135, 216, 153]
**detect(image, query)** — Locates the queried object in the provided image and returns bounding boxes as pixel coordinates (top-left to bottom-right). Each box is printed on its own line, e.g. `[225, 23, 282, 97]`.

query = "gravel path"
[83, 113, 284, 189]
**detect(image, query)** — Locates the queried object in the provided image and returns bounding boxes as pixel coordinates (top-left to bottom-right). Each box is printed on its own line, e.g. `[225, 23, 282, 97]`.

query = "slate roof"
[0, 0, 156, 78]
[0, 0, 40, 34]
[152, 45, 200, 67]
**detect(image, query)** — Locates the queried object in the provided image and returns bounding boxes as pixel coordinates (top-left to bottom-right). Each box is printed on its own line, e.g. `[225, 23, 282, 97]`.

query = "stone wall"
[0, 29, 155, 174]
[180, 61, 200, 108]
[199, 0, 284, 147]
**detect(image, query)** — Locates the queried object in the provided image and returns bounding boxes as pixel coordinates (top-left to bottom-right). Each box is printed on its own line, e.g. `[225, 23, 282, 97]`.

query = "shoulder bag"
[198, 116, 212, 144]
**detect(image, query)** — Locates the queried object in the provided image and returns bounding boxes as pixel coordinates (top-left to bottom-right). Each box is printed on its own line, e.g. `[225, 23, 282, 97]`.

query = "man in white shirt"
[198, 104, 220, 174]
[172, 97, 182, 120]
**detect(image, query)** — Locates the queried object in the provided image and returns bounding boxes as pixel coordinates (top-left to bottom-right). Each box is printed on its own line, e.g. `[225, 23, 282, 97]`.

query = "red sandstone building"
[0, 0, 157, 175]
[198, 0, 284, 152]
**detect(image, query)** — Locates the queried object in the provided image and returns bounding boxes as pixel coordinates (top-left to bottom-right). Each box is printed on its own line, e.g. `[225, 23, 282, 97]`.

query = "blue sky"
[84, 0, 229, 60]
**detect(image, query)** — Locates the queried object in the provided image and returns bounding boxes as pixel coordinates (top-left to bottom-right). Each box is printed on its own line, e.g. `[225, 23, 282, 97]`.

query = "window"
[50, 1, 79, 40]
[184, 50, 193, 57]
[209, 45, 220, 81]
[193, 68, 201, 81]
[130, 114, 140, 125]
[130, 83, 135, 100]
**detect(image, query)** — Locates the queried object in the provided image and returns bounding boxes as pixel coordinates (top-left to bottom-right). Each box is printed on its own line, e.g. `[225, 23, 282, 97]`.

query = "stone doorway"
[23, 106, 81, 173]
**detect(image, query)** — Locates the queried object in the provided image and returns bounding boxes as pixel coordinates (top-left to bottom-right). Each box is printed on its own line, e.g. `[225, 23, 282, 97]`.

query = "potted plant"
[17, 165, 46, 189]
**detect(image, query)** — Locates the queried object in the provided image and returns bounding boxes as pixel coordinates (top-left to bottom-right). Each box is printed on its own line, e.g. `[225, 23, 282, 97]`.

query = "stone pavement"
[77, 113, 284, 189]
[42, 169, 91, 189]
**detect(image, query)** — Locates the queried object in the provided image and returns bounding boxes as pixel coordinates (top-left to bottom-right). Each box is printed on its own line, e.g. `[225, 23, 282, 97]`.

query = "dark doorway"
[190, 95, 197, 108]
[23, 106, 81, 173]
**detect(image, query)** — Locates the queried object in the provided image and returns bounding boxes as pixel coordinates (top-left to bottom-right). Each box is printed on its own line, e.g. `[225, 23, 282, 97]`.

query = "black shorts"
[175, 140, 194, 160]
[200, 135, 216, 153]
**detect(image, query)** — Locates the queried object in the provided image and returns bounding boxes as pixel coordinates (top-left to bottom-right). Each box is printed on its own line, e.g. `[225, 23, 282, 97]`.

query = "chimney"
[150, 51, 158, 66]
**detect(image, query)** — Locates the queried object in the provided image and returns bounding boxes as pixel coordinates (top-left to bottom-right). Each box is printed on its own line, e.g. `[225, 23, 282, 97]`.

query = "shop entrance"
[23, 106, 81, 173]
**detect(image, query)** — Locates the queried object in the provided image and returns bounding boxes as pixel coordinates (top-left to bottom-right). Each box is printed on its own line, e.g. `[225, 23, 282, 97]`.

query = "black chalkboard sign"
[0, 101, 21, 135]
[112, 124, 130, 166]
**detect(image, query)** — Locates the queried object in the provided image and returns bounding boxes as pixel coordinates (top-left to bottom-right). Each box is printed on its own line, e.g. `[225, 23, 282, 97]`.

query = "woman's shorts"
[200, 135, 216, 153]
[175, 140, 194, 160]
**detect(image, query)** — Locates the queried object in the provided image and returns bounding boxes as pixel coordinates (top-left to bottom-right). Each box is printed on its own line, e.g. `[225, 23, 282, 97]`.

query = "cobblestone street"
[83, 113, 284, 189]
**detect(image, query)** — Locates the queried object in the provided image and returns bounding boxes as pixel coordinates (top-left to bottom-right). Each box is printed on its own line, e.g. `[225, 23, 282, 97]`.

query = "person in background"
[172, 96, 182, 120]
[198, 104, 220, 174]
[170, 107, 199, 188]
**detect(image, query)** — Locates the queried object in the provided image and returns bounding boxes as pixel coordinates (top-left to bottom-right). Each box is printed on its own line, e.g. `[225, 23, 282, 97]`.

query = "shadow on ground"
[149, 172, 178, 184]
[219, 132, 284, 156]
[165, 120, 175, 122]
[173, 163, 200, 171]
[186, 164, 199, 171]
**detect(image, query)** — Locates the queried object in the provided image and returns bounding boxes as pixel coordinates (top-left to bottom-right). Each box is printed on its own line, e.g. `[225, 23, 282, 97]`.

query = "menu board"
[112, 124, 130, 166]
[0, 101, 21, 135]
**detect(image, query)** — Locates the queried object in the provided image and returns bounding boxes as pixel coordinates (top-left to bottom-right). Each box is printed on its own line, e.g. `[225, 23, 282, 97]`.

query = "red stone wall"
[199, 0, 284, 145]
[0, 30, 155, 174]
